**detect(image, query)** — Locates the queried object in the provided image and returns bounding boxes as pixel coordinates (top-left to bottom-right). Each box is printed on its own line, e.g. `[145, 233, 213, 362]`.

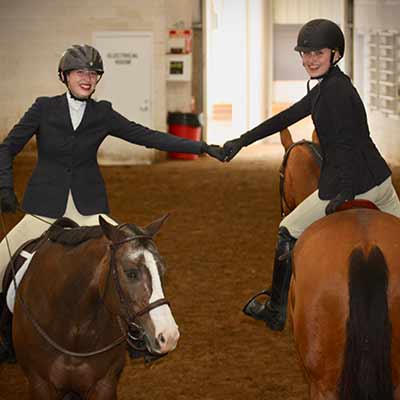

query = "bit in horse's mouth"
[127, 335, 167, 364]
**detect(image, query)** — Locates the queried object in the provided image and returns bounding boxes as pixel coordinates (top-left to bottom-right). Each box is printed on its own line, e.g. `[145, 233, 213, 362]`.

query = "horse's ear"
[280, 128, 293, 151]
[312, 129, 320, 145]
[144, 214, 170, 237]
[99, 216, 124, 242]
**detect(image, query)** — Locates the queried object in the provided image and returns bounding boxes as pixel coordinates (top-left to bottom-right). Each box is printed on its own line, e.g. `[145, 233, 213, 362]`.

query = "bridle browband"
[11, 229, 169, 358]
[279, 139, 322, 217]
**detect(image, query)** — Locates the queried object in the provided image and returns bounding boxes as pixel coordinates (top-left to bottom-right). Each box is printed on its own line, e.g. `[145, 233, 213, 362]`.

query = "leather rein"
[279, 139, 322, 217]
[10, 228, 169, 358]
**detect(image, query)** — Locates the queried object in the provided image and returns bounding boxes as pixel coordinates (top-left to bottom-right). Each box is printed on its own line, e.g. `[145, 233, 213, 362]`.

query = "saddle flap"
[2, 238, 42, 294]
[6, 249, 36, 313]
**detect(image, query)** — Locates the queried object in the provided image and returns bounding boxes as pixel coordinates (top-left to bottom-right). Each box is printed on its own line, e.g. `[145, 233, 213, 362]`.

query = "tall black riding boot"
[242, 226, 296, 331]
[0, 292, 16, 364]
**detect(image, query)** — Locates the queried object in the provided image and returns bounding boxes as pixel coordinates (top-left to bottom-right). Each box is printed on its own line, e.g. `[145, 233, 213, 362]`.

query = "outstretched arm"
[106, 105, 204, 155]
[223, 91, 313, 161]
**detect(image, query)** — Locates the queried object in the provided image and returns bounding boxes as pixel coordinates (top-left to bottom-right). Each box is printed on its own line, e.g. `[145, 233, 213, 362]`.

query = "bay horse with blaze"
[10, 215, 179, 400]
[280, 128, 400, 399]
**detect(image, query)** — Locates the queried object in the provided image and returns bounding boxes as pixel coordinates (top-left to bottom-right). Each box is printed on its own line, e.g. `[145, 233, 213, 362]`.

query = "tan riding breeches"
[0, 192, 117, 290]
[280, 177, 400, 239]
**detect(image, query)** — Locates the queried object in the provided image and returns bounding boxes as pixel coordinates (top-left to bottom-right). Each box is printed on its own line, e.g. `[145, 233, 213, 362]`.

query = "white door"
[94, 31, 154, 165]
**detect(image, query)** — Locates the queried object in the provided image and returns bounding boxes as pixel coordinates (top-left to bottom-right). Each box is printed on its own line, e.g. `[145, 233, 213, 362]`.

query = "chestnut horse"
[280, 128, 400, 399]
[12, 215, 179, 400]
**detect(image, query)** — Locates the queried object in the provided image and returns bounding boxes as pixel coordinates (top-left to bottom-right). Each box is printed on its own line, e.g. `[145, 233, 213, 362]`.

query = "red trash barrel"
[167, 112, 201, 160]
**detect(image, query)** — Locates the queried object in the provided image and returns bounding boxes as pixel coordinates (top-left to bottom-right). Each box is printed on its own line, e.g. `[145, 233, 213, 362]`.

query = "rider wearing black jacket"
[224, 19, 400, 331]
[0, 45, 224, 217]
[0, 44, 225, 363]
[236, 66, 391, 200]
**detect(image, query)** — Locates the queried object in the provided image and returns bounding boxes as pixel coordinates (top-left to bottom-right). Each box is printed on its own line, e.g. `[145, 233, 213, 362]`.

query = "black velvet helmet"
[294, 19, 345, 59]
[58, 44, 104, 83]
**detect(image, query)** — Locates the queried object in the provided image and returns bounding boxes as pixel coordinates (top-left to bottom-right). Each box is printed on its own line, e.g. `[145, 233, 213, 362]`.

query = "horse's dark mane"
[47, 217, 104, 245]
[125, 223, 146, 236]
[47, 218, 146, 246]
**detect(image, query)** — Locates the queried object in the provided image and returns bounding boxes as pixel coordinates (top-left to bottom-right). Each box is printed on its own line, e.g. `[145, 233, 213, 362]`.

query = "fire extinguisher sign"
[168, 29, 192, 54]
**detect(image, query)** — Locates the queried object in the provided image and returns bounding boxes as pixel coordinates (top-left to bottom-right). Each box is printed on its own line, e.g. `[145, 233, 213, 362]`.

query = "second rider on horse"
[223, 19, 400, 331]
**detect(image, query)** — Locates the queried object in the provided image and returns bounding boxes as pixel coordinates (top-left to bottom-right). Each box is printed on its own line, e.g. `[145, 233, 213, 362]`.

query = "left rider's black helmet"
[294, 19, 345, 59]
[58, 44, 104, 83]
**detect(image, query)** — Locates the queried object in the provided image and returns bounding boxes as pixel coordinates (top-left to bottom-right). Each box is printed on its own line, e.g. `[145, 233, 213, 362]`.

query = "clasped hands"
[202, 138, 244, 162]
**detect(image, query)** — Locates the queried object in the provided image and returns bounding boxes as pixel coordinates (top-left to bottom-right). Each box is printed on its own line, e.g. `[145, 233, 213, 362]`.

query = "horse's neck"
[290, 149, 320, 206]
[51, 240, 117, 332]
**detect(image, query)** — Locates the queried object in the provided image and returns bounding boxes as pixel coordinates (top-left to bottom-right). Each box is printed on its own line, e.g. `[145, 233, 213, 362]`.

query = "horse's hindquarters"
[290, 209, 400, 398]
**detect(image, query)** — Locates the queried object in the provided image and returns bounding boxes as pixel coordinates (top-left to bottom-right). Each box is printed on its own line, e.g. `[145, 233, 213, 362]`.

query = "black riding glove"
[201, 142, 226, 162]
[0, 188, 19, 213]
[223, 138, 244, 161]
[325, 191, 354, 215]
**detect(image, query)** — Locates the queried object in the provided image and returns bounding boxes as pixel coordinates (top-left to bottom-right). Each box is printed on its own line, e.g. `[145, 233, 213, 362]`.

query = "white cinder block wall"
[354, 0, 400, 165]
[0, 0, 194, 140]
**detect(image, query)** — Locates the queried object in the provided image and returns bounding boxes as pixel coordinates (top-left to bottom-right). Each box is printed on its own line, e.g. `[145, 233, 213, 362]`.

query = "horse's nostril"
[158, 333, 166, 344]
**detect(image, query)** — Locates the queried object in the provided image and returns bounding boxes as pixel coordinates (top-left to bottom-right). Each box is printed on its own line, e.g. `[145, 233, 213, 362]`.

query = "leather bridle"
[106, 233, 170, 352]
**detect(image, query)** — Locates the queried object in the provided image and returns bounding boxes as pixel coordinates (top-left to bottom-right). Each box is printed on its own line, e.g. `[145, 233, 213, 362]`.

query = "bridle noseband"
[279, 139, 322, 217]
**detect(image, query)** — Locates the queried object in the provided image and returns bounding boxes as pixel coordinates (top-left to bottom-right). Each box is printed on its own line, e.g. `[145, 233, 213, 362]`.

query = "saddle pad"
[6, 250, 36, 313]
[337, 199, 379, 212]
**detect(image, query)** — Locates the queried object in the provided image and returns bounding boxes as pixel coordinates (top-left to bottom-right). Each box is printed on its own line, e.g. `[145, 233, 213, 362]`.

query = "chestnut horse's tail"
[62, 393, 81, 400]
[339, 246, 393, 400]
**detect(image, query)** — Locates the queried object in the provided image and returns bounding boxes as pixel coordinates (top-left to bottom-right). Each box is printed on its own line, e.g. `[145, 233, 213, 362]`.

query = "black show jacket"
[240, 66, 391, 200]
[0, 94, 203, 217]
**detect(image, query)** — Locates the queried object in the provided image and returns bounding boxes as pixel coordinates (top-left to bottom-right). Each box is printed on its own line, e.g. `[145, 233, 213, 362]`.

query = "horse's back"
[291, 208, 400, 326]
[290, 209, 400, 396]
[293, 209, 400, 284]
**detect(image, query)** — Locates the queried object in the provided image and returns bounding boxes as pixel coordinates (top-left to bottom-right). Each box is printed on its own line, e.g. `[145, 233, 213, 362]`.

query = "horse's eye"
[125, 269, 139, 281]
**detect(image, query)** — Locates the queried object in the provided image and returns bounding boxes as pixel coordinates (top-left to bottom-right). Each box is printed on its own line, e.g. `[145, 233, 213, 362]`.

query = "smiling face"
[300, 48, 340, 78]
[66, 69, 100, 100]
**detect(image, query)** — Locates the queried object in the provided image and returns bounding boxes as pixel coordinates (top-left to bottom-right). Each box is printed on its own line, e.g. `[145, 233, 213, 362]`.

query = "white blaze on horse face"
[143, 250, 180, 353]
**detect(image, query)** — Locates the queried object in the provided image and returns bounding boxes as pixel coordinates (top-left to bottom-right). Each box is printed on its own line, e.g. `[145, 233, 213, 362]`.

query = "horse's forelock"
[122, 223, 146, 237]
